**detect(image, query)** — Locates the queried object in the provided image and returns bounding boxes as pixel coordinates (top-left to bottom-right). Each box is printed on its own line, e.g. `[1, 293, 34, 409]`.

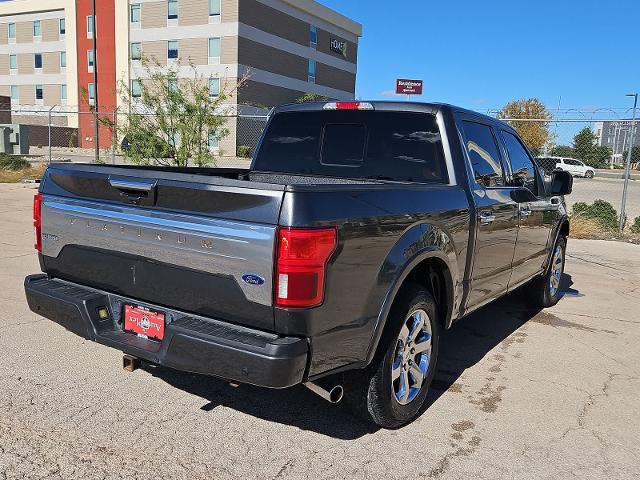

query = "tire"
[524, 235, 566, 308]
[585, 171, 594, 179]
[344, 284, 440, 429]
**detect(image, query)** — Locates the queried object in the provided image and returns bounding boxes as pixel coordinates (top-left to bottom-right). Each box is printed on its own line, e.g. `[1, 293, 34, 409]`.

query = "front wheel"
[525, 236, 566, 308]
[585, 171, 595, 179]
[344, 284, 440, 429]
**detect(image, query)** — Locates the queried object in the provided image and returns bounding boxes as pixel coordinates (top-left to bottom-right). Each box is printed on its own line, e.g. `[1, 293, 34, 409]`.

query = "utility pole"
[619, 93, 638, 232]
[92, 0, 99, 162]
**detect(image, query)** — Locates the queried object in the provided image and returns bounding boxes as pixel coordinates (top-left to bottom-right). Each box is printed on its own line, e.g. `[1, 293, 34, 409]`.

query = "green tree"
[622, 145, 640, 163]
[498, 98, 552, 155]
[550, 145, 575, 157]
[295, 93, 329, 103]
[572, 127, 612, 166]
[107, 57, 246, 167]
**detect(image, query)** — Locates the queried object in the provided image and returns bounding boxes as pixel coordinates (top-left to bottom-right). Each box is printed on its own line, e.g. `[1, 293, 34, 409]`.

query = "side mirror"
[550, 170, 573, 196]
[510, 188, 538, 203]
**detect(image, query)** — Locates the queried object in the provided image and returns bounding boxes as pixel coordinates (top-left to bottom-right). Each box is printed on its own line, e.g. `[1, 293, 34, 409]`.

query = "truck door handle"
[479, 213, 496, 226]
[109, 178, 157, 194]
[551, 197, 560, 205]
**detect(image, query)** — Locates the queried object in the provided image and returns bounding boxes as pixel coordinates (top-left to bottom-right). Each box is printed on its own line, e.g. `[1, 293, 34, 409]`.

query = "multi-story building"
[594, 120, 640, 164]
[0, 0, 362, 153]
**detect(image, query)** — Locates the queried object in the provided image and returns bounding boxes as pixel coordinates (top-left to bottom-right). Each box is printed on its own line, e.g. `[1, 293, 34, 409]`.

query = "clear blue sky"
[324, 0, 639, 114]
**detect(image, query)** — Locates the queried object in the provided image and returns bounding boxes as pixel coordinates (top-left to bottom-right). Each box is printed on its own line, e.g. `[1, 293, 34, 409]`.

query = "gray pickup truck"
[25, 101, 572, 428]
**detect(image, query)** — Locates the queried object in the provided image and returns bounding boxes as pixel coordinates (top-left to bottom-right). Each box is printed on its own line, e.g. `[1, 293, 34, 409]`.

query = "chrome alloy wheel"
[391, 309, 432, 405]
[549, 244, 564, 297]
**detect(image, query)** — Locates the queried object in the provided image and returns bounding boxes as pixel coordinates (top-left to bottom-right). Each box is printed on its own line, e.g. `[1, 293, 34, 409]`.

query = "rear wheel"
[585, 170, 594, 179]
[525, 236, 566, 308]
[344, 284, 440, 429]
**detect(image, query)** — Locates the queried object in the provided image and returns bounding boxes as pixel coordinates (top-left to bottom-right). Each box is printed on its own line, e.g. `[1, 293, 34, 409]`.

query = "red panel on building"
[76, 0, 117, 148]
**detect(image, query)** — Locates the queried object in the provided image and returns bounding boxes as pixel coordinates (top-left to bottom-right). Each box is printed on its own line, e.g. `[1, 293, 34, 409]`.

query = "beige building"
[0, 0, 362, 153]
[128, 0, 361, 107]
[127, 0, 362, 153]
[0, 0, 79, 127]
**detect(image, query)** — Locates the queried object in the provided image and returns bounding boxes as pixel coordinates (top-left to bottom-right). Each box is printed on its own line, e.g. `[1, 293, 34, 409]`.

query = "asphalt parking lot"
[1, 183, 639, 479]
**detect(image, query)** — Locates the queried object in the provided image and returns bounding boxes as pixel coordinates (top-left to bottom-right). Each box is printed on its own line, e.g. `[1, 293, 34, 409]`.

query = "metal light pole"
[92, 0, 99, 162]
[619, 93, 638, 232]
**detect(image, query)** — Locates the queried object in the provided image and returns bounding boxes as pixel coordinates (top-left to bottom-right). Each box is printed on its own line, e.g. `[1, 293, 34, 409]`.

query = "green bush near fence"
[631, 217, 640, 235]
[0, 153, 30, 171]
[571, 200, 619, 231]
[237, 145, 252, 158]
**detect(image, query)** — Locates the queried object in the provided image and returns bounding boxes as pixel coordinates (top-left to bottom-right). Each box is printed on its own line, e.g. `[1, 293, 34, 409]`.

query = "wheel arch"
[364, 224, 461, 367]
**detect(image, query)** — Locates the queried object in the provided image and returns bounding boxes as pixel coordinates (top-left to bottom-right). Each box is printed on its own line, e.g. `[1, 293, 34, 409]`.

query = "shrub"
[631, 217, 640, 235]
[571, 199, 618, 231]
[0, 153, 30, 171]
[237, 145, 252, 158]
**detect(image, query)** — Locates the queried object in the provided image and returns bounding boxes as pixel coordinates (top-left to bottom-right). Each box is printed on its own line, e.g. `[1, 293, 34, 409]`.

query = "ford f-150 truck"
[24, 102, 573, 428]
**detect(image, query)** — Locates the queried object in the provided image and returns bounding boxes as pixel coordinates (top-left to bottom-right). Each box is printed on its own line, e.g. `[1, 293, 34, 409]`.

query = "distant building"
[594, 120, 640, 164]
[0, 0, 362, 152]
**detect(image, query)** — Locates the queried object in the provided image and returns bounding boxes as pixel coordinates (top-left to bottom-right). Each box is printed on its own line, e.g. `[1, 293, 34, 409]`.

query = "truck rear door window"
[254, 111, 447, 184]
[461, 121, 505, 188]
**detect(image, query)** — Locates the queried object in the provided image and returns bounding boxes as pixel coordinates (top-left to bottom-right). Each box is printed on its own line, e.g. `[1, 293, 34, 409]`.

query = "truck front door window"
[501, 131, 538, 195]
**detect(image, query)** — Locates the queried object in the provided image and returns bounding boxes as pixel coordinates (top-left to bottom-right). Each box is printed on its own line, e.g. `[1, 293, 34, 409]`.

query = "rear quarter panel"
[275, 185, 471, 376]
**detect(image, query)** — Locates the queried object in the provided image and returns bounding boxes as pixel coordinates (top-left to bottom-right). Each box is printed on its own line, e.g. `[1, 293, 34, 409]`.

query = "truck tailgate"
[38, 164, 286, 331]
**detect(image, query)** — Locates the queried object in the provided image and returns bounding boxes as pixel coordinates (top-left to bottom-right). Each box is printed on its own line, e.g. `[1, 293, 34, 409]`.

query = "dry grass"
[569, 215, 605, 239]
[570, 214, 640, 244]
[0, 163, 47, 183]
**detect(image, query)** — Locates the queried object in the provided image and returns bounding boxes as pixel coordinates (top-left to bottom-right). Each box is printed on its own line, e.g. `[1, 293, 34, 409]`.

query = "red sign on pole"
[396, 79, 423, 95]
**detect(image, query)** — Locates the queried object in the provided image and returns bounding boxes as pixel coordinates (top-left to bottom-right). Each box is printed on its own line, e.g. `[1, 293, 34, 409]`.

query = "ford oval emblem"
[242, 274, 265, 286]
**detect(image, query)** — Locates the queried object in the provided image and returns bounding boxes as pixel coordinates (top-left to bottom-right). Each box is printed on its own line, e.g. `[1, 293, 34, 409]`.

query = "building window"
[9, 54, 17, 71]
[88, 83, 95, 104]
[33, 20, 41, 38]
[310, 25, 317, 49]
[308, 59, 316, 83]
[208, 37, 220, 64]
[209, 0, 220, 17]
[60, 51, 67, 68]
[131, 42, 142, 61]
[10, 86, 19, 101]
[208, 130, 220, 151]
[34, 53, 43, 69]
[8, 23, 16, 41]
[130, 4, 141, 24]
[87, 50, 95, 71]
[87, 15, 94, 38]
[168, 78, 178, 94]
[59, 18, 66, 36]
[167, 40, 178, 60]
[35, 84, 44, 101]
[61, 84, 67, 101]
[168, 0, 178, 20]
[209, 77, 220, 98]
[131, 79, 142, 98]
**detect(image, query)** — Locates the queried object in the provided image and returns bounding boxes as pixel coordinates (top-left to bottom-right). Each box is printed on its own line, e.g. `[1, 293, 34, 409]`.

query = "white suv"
[555, 157, 595, 178]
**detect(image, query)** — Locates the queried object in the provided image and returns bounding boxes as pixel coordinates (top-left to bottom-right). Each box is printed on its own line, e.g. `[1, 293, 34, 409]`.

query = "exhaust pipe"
[304, 381, 344, 404]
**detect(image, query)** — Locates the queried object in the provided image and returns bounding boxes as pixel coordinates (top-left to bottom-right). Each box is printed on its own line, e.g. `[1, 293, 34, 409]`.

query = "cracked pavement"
[1, 183, 639, 479]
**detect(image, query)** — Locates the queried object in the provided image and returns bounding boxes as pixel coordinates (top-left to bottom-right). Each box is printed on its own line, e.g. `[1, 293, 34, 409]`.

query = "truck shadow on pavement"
[142, 274, 575, 440]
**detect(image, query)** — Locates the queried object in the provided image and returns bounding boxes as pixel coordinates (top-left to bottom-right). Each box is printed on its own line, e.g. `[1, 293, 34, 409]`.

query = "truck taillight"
[33, 193, 42, 252]
[275, 228, 337, 308]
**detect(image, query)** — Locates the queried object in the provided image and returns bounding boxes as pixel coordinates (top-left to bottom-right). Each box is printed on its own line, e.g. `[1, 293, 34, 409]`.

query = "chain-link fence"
[494, 113, 639, 231]
[0, 106, 269, 168]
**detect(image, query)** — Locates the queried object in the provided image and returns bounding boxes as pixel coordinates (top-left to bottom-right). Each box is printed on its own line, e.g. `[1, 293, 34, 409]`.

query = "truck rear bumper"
[24, 275, 308, 389]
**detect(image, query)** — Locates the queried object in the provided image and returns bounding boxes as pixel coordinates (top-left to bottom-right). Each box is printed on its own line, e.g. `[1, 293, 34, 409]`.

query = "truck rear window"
[253, 111, 448, 184]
